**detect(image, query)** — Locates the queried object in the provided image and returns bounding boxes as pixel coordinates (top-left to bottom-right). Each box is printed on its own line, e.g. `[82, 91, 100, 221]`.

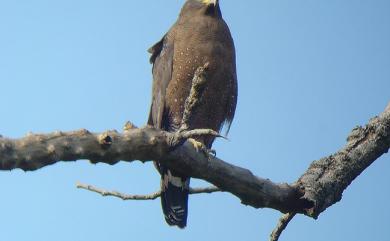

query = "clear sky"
[0, 1, 389, 241]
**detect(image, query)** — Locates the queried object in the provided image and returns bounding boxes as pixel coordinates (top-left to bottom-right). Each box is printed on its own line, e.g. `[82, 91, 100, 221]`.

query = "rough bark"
[297, 104, 390, 218]
[0, 103, 389, 218]
[0, 127, 306, 213]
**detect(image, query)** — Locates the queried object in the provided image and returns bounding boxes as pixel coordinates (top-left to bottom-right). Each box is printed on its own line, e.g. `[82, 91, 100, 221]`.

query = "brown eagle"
[148, 0, 237, 228]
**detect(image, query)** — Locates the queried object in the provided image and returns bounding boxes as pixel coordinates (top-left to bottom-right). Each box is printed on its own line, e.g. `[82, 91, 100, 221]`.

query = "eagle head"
[180, 0, 222, 18]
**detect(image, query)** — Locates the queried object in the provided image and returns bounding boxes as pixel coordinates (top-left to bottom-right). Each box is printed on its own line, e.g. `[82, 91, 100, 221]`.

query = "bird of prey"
[148, 0, 237, 228]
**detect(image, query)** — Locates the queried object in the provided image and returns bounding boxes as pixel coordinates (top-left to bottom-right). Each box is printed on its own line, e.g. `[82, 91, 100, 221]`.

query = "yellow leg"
[187, 138, 206, 152]
[187, 138, 216, 157]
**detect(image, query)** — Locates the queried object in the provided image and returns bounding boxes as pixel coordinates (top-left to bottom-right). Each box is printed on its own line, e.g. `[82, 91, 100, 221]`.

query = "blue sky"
[0, 1, 389, 241]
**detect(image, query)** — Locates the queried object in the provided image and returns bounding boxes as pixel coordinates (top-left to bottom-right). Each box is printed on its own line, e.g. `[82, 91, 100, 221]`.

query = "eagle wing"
[223, 65, 238, 135]
[147, 34, 174, 129]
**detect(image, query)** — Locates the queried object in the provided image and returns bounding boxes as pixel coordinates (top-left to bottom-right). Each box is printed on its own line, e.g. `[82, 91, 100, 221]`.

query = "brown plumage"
[148, 0, 237, 228]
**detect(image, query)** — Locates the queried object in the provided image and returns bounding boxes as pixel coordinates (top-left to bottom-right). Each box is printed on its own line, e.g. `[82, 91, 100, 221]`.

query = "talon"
[188, 138, 205, 152]
[208, 149, 216, 157]
[188, 138, 215, 158]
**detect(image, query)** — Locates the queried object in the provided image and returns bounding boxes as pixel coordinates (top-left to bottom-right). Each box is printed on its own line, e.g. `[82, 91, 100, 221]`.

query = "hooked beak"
[211, 0, 219, 6]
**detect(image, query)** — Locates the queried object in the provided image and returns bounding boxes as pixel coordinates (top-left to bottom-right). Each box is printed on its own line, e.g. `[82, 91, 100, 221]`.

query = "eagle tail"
[160, 167, 190, 228]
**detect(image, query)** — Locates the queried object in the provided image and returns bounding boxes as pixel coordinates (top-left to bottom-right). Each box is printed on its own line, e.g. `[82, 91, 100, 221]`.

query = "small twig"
[180, 62, 210, 131]
[167, 63, 226, 147]
[189, 186, 221, 194]
[269, 213, 296, 241]
[76, 182, 221, 201]
[76, 183, 161, 200]
[169, 129, 227, 147]
[179, 129, 227, 140]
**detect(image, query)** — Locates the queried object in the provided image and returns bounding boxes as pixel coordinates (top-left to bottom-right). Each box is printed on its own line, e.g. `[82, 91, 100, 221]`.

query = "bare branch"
[166, 64, 226, 147]
[1, 103, 389, 217]
[76, 182, 221, 200]
[76, 183, 161, 200]
[189, 186, 221, 194]
[179, 129, 224, 140]
[180, 62, 210, 131]
[269, 213, 296, 241]
[0, 127, 305, 213]
[296, 101, 390, 218]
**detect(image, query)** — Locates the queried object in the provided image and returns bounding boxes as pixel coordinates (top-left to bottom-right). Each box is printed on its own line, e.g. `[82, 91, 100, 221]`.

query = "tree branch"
[296, 103, 390, 218]
[0, 103, 389, 218]
[0, 127, 308, 213]
[269, 213, 296, 241]
[265, 101, 390, 241]
[180, 62, 209, 131]
[76, 182, 221, 200]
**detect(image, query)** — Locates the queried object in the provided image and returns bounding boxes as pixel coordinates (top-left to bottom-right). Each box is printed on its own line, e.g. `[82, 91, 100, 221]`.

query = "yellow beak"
[203, 0, 218, 6]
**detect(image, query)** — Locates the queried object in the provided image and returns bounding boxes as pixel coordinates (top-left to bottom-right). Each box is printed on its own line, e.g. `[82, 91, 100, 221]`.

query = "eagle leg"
[187, 138, 216, 157]
[187, 138, 204, 152]
[167, 128, 223, 149]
